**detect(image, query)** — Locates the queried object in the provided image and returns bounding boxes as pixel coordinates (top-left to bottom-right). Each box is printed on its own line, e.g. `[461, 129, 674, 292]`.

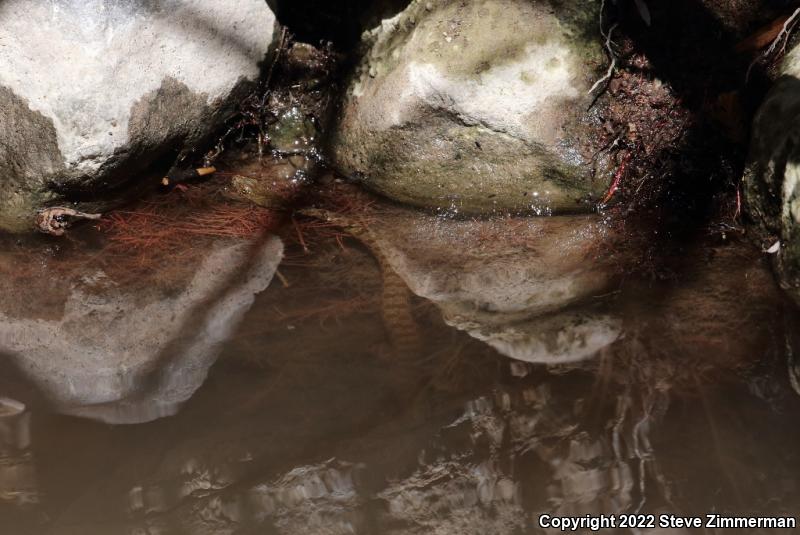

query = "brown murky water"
[1, 175, 800, 534]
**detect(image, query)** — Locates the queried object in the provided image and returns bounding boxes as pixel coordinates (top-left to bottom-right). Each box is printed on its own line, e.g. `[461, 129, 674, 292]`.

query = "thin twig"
[257, 26, 289, 158]
[747, 7, 800, 81]
[292, 217, 309, 253]
[764, 8, 800, 58]
[599, 152, 631, 206]
[588, 22, 619, 97]
[275, 269, 290, 288]
[264, 26, 289, 95]
[598, 0, 608, 41]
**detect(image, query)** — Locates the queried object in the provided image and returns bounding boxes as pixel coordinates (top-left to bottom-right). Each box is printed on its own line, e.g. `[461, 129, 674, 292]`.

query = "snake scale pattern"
[299, 208, 423, 362]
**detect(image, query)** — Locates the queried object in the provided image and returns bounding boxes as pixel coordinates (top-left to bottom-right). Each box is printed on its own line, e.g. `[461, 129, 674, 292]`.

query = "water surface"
[1, 178, 799, 535]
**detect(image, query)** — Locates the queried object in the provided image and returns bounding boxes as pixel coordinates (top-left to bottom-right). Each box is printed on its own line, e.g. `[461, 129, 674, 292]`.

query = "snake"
[298, 208, 423, 364]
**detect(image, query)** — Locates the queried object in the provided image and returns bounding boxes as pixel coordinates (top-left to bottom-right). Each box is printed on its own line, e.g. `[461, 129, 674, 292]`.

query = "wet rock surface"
[0, 0, 277, 232]
[745, 47, 800, 305]
[330, 0, 610, 215]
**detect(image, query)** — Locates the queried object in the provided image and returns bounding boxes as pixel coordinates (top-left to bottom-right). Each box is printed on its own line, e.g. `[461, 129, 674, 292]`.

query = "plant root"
[746, 7, 800, 80]
[588, 0, 619, 100]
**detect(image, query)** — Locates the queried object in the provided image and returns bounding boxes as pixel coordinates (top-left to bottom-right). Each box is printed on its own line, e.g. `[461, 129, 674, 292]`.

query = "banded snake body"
[298, 208, 423, 363]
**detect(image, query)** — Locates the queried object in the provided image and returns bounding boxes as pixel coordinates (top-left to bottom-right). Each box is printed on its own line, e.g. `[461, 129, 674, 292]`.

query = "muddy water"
[1, 184, 800, 534]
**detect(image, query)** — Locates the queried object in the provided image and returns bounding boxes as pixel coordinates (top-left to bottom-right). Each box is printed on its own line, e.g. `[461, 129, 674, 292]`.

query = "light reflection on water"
[1, 187, 799, 534]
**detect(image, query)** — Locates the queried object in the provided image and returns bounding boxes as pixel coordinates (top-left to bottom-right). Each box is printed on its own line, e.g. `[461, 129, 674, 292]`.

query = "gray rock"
[744, 48, 800, 305]
[0, 0, 277, 232]
[0, 237, 283, 424]
[330, 0, 608, 215]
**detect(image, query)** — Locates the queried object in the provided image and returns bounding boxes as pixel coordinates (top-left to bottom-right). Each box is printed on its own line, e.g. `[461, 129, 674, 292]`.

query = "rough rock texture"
[331, 0, 609, 215]
[744, 48, 800, 305]
[0, 237, 283, 424]
[0, 0, 277, 232]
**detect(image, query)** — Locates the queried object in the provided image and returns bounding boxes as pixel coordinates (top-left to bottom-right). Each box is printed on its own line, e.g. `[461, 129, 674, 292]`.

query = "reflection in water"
[0, 236, 283, 424]
[0, 185, 799, 534]
[0, 398, 37, 510]
[317, 202, 632, 365]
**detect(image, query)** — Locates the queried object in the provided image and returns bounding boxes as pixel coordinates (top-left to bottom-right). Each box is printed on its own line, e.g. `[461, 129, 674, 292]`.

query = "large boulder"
[744, 48, 800, 304]
[330, 0, 609, 215]
[0, 0, 277, 232]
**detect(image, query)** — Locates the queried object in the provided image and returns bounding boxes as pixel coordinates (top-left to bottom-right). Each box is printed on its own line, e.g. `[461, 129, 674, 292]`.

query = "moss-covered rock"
[744, 47, 800, 305]
[330, 0, 609, 215]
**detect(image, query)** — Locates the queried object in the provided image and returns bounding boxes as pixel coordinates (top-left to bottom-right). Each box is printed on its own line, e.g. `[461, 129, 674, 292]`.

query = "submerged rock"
[0, 237, 283, 424]
[745, 46, 800, 305]
[331, 0, 609, 215]
[0, 0, 277, 232]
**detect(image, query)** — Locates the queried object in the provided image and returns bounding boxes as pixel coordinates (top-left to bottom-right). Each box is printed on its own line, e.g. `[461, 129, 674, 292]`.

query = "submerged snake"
[298, 208, 423, 363]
